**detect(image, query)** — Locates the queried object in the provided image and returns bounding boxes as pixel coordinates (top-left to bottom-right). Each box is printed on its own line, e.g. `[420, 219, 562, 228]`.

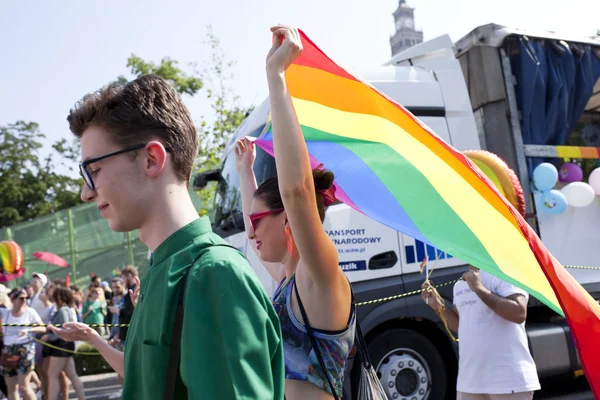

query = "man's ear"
[142, 141, 168, 178]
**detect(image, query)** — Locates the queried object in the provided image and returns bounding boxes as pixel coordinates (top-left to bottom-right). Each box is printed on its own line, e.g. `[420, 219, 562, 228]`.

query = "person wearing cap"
[28, 273, 48, 317]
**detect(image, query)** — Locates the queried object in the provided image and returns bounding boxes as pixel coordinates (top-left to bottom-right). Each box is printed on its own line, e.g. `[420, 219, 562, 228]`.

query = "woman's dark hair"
[9, 288, 27, 300]
[52, 286, 74, 307]
[254, 168, 335, 222]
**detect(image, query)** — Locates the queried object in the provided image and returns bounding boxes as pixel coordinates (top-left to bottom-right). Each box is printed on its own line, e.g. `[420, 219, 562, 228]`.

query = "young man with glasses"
[49, 74, 285, 399]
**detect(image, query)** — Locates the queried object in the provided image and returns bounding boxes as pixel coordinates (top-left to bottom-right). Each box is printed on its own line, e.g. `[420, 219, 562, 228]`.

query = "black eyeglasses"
[79, 144, 147, 191]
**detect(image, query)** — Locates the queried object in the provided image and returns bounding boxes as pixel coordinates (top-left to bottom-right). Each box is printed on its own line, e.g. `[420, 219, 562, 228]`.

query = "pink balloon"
[558, 163, 583, 182]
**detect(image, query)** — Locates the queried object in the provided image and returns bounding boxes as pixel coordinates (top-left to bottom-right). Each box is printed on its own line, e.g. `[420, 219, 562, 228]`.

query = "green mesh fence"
[0, 188, 203, 288]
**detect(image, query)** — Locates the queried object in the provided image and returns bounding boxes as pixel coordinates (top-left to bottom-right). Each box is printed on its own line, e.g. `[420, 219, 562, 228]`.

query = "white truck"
[195, 23, 600, 400]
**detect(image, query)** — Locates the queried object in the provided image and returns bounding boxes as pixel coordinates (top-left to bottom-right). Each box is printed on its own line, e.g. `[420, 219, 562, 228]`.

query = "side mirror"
[193, 169, 222, 190]
[232, 210, 245, 229]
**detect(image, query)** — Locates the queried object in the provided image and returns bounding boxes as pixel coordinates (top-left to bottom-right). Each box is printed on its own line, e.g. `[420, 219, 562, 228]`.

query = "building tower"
[390, 0, 424, 56]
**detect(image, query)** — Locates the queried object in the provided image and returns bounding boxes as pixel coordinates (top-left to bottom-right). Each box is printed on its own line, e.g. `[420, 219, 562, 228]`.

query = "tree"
[194, 28, 252, 216]
[119, 27, 252, 216]
[0, 28, 247, 228]
[0, 122, 81, 228]
[116, 55, 203, 96]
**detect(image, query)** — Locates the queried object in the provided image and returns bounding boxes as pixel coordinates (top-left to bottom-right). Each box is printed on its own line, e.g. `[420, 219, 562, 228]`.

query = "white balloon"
[560, 182, 596, 207]
[589, 168, 600, 196]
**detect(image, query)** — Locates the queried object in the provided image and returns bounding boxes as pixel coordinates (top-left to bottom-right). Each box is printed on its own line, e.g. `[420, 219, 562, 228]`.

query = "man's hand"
[129, 276, 141, 307]
[462, 266, 484, 292]
[421, 280, 442, 311]
[47, 322, 99, 342]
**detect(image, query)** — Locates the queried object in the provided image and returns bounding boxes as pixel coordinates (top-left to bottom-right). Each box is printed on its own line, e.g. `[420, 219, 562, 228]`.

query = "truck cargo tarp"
[510, 37, 600, 170]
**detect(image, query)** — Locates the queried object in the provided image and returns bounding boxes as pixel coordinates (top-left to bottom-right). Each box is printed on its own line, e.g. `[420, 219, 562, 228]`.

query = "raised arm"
[235, 138, 285, 282]
[265, 25, 339, 286]
[463, 267, 527, 324]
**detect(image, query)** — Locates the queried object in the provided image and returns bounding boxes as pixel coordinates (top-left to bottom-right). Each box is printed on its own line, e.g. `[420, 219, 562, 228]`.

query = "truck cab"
[197, 23, 600, 400]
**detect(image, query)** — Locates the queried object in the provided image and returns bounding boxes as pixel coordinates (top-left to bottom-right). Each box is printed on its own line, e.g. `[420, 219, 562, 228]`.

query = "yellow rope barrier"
[31, 337, 100, 356]
[0, 264, 594, 337]
[354, 279, 458, 307]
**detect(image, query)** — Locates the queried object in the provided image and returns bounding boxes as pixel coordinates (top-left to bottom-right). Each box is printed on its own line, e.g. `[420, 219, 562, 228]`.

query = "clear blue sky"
[1, 0, 598, 176]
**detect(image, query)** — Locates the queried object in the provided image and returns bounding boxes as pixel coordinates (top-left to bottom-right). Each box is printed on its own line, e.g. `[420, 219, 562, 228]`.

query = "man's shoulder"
[184, 238, 267, 297]
[190, 233, 248, 269]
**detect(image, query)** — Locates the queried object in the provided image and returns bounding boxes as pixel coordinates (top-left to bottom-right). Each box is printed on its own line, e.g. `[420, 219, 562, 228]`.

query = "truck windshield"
[212, 124, 277, 237]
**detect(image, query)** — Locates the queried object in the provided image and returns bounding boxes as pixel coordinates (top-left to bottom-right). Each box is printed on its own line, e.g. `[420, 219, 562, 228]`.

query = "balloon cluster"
[533, 163, 600, 214]
[0, 241, 24, 275]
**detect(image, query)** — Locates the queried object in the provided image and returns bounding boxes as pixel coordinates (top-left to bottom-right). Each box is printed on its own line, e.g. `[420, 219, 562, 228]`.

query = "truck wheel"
[368, 328, 447, 400]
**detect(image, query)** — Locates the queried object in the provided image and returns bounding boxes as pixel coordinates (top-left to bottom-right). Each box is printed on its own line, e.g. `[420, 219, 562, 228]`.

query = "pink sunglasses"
[249, 208, 284, 231]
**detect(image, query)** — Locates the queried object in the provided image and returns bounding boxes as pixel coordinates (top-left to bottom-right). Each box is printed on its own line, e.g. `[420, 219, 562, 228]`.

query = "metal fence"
[0, 188, 203, 288]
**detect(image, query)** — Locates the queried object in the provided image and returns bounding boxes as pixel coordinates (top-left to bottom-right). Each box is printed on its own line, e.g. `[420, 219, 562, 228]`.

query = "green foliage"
[117, 55, 203, 96]
[74, 342, 113, 376]
[0, 122, 81, 228]
[0, 28, 248, 229]
[194, 28, 253, 216]
[119, 26, 252, 217]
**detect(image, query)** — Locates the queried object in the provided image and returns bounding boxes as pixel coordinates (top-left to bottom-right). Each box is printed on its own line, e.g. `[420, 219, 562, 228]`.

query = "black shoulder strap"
[163, 242, 240, 400]
[293, 280, 340, 400]
[163, 271, 187, 400]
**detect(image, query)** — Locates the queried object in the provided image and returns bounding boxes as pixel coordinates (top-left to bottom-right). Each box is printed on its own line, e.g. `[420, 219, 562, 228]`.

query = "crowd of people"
[0, 266, 138, 400]
[0, 24, 545, 400]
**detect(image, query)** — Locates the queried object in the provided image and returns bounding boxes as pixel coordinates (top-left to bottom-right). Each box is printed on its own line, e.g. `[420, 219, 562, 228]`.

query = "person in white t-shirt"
[422, 266, 540, 400]
[0, 288, 43, 400]
[28, 273, 48, 317]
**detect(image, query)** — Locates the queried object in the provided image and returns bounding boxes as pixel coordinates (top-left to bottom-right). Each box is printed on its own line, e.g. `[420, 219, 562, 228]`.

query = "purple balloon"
[558, 163, 583, 183]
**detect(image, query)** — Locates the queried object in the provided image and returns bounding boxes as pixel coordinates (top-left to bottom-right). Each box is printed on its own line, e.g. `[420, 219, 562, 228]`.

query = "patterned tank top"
[271, 275, 356, 398]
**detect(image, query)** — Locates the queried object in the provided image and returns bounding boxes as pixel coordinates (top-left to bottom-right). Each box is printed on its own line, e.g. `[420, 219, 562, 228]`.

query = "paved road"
[536, 376, 593, 400]
[68, 373, 121, 400]
[70, 373, 593, 399]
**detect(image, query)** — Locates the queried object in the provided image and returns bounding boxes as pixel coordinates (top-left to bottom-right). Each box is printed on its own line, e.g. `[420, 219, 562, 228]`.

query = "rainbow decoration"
[254, 30, 600, 393]
[0, 241, 25, 282]
[555, 146, 600, 159]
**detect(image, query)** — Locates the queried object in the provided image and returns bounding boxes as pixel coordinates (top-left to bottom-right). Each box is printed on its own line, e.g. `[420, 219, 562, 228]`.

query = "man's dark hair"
[121, 265, 139, 278]
[111, 277, 124, 285]
[67, 74, 199, 183]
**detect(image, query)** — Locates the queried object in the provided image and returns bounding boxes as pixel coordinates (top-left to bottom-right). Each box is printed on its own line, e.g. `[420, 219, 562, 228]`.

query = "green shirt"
[82, 300, 105, 325]
[122, 217, 284, 400]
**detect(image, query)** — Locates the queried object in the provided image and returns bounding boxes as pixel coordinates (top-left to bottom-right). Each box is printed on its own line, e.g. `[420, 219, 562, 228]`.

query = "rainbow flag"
[419, 257, 427, 274]
[254, 30, 600, 393]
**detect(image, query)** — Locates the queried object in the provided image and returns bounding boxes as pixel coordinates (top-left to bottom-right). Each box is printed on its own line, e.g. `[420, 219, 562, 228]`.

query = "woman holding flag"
[234, 25, 356, 400]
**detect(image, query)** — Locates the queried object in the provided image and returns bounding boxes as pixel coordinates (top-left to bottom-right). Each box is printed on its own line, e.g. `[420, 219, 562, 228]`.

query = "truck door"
[323, 204, 402, 284]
